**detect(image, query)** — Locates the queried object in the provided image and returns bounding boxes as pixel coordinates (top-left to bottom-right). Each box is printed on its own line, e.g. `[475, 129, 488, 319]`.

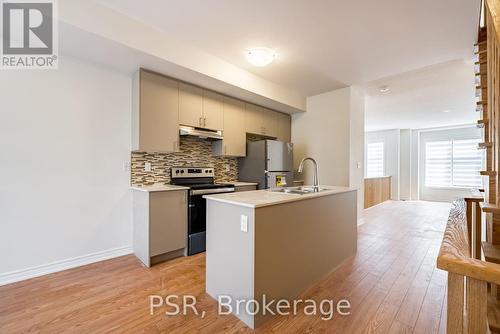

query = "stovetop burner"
[170, 167, 234, 190]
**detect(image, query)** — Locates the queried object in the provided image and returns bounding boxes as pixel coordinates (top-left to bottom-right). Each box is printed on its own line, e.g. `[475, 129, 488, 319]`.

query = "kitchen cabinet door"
[133, 69, 180, 152]
[179, 82, 204, 128]
[213, 97, 246, 156]
[245, 103, 279, 137]
[244, 103, 265, 135]
[149, 190, 187, 257]
[262, 108, 278, 138]
[277, 112, 291, 142]
[202, 90, 224, 131]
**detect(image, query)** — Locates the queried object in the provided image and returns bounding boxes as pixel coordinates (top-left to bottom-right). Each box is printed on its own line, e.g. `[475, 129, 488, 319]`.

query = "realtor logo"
[1, 0, 58, 69]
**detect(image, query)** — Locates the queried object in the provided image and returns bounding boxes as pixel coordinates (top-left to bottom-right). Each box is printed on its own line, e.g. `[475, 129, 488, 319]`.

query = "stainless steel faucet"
[298, 157, 320, 191]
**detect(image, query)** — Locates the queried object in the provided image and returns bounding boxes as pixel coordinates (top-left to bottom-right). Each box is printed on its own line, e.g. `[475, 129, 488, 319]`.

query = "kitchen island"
[204, 186, 358, 329]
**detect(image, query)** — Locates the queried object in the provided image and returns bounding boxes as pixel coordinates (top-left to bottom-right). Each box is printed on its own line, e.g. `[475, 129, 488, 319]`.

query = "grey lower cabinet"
[132, 189, 188, 267]
[235, 185, 258, 192]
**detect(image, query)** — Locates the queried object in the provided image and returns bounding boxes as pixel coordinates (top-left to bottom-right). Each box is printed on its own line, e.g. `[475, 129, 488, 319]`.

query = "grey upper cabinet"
[212, 97, 246, 157]
[132, 68, 292, 156]
[277, 112, 291, 142]
[264, 108, 279, 138]
[132, 69, 180, 153]
[245, 103, 278, 137]
[179, 83, 204, 128]
[245, 103, 264, 135]
[202, 90, 224, 131]
[179, 82, 224, 131]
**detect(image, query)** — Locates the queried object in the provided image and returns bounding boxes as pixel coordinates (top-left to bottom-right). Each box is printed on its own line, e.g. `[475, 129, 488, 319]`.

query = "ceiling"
[364, 60, 476, 131]
[96, 0, 480, 97]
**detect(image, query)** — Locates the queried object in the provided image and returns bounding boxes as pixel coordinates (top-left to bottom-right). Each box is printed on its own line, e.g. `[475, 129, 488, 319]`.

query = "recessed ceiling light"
[379, 86, 390, 93]
[442, 110, 451, 113]
[245, 47, 277, 67]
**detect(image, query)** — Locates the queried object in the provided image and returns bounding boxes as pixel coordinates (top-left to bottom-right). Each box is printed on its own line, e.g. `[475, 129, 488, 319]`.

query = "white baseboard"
[0, 246, 133, 286]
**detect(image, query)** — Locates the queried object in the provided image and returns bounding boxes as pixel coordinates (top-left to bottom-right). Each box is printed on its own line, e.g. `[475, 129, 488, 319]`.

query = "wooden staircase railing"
[465, 193, 484, 260]
[437, 198, 500, 333]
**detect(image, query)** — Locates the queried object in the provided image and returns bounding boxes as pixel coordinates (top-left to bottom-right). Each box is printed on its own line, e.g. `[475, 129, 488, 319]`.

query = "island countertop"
[203, 185, 356, 208]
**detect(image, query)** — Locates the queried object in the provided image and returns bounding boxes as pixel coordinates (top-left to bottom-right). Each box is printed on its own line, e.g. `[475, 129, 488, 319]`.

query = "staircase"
[436, 2, 500, 332]
[474, 2, 500, 331]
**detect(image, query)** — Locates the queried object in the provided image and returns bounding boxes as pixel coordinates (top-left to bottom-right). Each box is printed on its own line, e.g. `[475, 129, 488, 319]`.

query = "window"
[452, 139, 484, 187]
[366, 142, 384, 177]
[425, 138, 482, 188]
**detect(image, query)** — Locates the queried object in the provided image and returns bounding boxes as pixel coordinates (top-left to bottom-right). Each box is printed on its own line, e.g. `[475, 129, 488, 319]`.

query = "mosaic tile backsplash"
[131, 136, 238, 186]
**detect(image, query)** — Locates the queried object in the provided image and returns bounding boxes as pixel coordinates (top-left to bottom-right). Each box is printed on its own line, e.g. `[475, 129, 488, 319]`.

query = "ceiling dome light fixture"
[245, 47, 278, 67]
[379, 85, 390, 93]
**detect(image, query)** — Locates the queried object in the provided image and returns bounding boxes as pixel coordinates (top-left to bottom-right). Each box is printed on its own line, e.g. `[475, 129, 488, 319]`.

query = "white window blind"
[425, 141, 452, 187]
[452, 139, 483, 187]
[425, 138, 482, 188]
[366, 142, 384, 177]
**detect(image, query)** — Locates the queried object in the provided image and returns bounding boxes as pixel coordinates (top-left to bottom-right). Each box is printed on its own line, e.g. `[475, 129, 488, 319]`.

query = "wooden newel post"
[475, 202, 482, 259]
[448, 273, 465, 334]
[466, 200, 473, 254]
[466, 278, 487, 333]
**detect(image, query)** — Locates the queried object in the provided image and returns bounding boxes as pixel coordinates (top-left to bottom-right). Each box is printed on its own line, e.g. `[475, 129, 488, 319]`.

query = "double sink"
[269, 186, 327, 195]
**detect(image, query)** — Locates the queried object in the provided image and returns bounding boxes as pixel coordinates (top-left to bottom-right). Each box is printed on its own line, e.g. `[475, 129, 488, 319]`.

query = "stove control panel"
[171, 167, 214, 178]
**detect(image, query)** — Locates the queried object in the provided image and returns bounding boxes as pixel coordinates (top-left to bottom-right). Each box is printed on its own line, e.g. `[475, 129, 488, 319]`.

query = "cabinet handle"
[204, 117, 207, 128]
[199, 117, 203, 127]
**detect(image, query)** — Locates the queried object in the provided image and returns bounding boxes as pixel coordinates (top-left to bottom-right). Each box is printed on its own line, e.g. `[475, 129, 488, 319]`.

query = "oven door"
[188, 187, 234, 255]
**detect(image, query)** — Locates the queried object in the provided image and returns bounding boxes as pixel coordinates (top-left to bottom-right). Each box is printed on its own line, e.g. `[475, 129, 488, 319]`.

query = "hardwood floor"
[0, 200, 451, 333]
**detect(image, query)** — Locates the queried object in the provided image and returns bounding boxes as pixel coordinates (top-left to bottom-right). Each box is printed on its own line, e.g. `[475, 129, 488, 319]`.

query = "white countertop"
[204, 186, 356, 208]
[130, 184, 189, 192]
[232, 182, 259, 187]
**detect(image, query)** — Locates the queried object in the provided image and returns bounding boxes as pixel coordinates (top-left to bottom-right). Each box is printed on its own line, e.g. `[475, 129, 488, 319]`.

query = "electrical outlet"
[357, 162, 361, 169]
[144, 162, 152, 172]
[240, 215, 248, 233]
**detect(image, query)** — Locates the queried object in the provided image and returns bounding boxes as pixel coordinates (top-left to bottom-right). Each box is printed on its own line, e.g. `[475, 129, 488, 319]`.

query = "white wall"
[349, 87, 366, 217]
[293, 88, 350, 186]
[399, 129, 412, 200]
[292, 87, 365, 218]
[0, 56, 133, 284]
[365, 130, 400, 200]
[410, 129, 420, 200]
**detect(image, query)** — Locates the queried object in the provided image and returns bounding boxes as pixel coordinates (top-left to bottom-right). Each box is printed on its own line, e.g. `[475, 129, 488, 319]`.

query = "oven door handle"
[190, 188, 235, 195]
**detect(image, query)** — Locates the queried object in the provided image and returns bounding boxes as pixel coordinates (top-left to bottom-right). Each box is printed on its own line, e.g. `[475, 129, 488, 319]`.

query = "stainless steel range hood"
[179, 125, 223, 140]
